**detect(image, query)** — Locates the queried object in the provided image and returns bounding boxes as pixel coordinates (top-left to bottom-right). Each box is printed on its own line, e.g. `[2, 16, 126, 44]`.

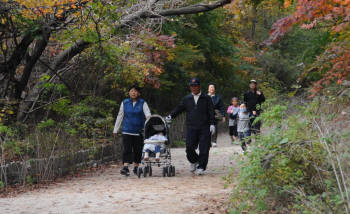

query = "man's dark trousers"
[186, 126, 211, 170]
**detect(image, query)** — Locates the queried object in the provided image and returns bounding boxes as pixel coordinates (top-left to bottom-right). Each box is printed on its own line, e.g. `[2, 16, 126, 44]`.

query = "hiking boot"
[190, 162, 198, 172]
[120, 167, 130, 176]
[196, 168, 205, 175]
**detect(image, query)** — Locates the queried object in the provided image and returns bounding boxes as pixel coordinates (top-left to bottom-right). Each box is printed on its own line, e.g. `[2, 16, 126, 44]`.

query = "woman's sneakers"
[212, 142, 217, 147]
[133, 166, 138, 175]
[120, 166, 139, 176]
[120, 166, 130, 176]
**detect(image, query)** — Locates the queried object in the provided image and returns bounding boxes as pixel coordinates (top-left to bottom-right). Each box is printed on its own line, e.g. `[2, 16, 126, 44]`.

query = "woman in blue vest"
[113, 85, 151, 176]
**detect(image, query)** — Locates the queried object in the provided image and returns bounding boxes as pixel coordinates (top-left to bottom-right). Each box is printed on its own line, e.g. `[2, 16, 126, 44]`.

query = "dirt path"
[0, 134, 241, 214]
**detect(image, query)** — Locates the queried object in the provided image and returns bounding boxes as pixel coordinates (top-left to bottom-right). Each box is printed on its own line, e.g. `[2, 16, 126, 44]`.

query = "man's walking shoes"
[190, 162, 198, 172]
[196, 168, 204, 175]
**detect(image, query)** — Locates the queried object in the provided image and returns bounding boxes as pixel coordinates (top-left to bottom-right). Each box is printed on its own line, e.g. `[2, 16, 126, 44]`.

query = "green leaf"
[280, 138, 289, 145]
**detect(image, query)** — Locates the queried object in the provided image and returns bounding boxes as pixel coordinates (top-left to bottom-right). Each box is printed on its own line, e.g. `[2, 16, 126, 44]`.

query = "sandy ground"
[0, 134, 241, 214]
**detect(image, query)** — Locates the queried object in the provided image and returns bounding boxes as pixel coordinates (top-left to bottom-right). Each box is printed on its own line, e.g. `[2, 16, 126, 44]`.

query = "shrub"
[230, 96, 350, 213]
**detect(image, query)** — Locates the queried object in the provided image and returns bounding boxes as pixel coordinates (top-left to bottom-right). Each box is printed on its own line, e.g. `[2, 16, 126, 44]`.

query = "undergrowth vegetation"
[229, 92, 350, 213]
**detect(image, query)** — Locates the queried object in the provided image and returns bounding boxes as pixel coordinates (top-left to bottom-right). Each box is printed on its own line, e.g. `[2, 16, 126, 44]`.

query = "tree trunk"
[251, 5, 257, 41]
[0, 31, 37, 98]
[0, 32, 36, 74]
[15, 0, 233, 121]
[0, 73, 10, 98]
[263, 10, 269, 29]
[15, 29, 51, 99]
[16, 40, 91, 121]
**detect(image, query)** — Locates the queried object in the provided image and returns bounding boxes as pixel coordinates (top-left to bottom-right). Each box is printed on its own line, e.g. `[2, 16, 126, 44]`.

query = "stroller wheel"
[167, 166, 172, 177]
[171, 166, 175, 176]
[137, 167, 142, 178]
[143, 166, 147, 177]
[149, 166, 152, 177]
[162, 167, 167, 177]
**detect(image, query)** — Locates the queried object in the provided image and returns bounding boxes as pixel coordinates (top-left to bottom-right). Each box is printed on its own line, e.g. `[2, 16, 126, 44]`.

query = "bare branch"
[117, 0, 232, 28]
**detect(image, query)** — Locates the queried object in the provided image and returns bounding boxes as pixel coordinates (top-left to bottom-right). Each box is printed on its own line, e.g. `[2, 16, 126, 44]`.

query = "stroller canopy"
[144, 115, 168, 139]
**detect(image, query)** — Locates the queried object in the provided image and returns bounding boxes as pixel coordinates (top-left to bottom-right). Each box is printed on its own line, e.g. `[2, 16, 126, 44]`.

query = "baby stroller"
[136, 114, 175, 178]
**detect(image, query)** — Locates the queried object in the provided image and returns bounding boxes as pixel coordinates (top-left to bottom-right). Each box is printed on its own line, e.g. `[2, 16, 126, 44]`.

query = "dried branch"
[117, 0, 232, 28]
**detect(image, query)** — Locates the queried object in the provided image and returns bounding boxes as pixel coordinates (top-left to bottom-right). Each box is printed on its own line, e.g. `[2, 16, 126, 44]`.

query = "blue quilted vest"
[122, 98, 145, 134]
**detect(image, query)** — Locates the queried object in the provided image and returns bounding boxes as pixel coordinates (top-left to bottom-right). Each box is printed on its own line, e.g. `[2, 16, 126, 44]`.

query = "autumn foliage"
[266, 0, 350, 97]
[12, 0, 89, 19]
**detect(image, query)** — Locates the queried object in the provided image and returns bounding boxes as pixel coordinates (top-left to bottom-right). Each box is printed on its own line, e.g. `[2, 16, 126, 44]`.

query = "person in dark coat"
[243, 80, 265, 134]
[208, 83, 226, 147]
[113, 85, 151, 176]
[166, 77, 215, 175]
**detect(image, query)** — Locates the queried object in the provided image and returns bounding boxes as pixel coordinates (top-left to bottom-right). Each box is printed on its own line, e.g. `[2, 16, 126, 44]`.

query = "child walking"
[227, 97, 240, 144]
[237, 103, 251, 152]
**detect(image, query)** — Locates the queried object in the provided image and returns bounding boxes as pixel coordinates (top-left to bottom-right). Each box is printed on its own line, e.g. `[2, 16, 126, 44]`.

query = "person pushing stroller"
[166, 77, 215, 175]
[113, 85, 151, 176]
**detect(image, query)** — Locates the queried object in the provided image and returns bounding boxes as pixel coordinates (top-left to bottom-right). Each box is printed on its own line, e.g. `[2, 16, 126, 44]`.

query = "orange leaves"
[265, 15, 297, 45]
[15, 0, 90, 20]
[111, 31, 176, 88]
[265, 0, 350, 97]
[308, 43, 350, 98]
[284, 0, 292, 8]
[266, 0, 350, 45]
[15, 0, 88, 8]
[332, 6, 345, 15]
[333, 22, 350, 32]
[242, 56, 257, 64]
[301, 20, 317, 30]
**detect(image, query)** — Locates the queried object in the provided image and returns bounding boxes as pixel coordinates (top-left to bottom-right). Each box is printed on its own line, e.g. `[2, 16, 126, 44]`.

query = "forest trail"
[0, 134, 241, 214]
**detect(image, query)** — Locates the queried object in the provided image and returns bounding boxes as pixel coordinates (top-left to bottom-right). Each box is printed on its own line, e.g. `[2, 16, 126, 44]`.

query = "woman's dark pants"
[122, 134, 143, 164]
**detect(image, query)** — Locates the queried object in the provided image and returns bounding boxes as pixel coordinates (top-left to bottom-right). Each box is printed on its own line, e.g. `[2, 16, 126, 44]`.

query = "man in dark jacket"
[208, 83, 226, 147]
[166, 77, 215, 175]
[243, 80, 265, 134]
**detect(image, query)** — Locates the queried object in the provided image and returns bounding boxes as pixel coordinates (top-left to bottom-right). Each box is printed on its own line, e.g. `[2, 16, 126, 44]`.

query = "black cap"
[189, 77, 200, 86]
[129, 84, 142, 92]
